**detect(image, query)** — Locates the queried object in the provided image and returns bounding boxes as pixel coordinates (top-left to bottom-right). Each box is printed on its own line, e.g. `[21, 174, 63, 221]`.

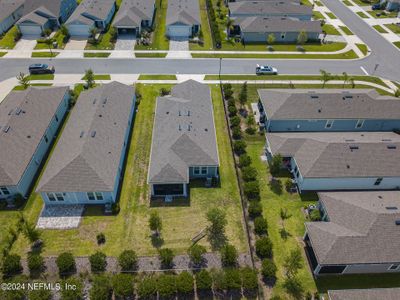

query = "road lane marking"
[360, 66, 369, 75]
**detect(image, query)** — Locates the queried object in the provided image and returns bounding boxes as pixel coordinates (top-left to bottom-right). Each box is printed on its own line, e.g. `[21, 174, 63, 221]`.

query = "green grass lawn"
[0, 26, 18, 49]
[27, 74, 55, 80]
[31, 52, 59, 58]
[11, 84, 247, 258]
[312, 11, 325, 19]
[84, 52, 111, 58]
[326, 12, 337, 19]
[314, 0, 323, 6]
[356, 43, 368, 55]
[135, 0, 169, 50]
[218, 42, 346, 52]
[135, 52, 167, 57]
[0, 210, 21, 261]
[138, 74, 177, 80]
[351, 0, 372, 5]
[385, 23, 400, 34]
[394, 41, 400, 48]
[0, 52, 6, 57]
[340, 26, 354, 35]
[343, 0, 353, 6]
[189, 0, 213, 50]
[13, 84, 53, 90]
[322, 24, 341, 35]
[356, 11, 370, 18]
[81, 74, 111, 80]
[34, 30, 68, 50]
[367, 10, 399, 18]
[373, 24, 388, 33]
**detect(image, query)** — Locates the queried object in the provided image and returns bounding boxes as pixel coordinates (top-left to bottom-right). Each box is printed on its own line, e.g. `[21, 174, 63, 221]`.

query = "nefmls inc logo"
[27, 282, 62, 291]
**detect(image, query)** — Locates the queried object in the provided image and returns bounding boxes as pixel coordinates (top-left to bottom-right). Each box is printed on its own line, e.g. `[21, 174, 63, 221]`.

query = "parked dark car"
[28, 64, 55, 75]
[372, 3, 381, 10]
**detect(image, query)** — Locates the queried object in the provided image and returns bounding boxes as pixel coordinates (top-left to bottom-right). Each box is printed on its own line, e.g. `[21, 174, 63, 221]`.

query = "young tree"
[206, 207, 227, 238]
[239, 81, 248, 108]
[342, 71, 349, 88]
[176, 271, 194, 295]
[16, 72, 30, 89]
[89, 251, 107, 272]
[239, 154, 252, 168]
[255, 237, 273, 258]
[56, 252, 75, 274]
[220, 244, 238, 267]
[118, 250, 138, 271]
[149, 210, 162, 236]
[254, 217, 268, 235]
[297, 30, 308, 45]
[261, 259, 277, 281]
[283, 248, 303, 278]
[269, 153, 282, 176]
[157, 274, 176, 298]
[196, 269, 213, 291]
[267, 33, 275, 46]
[320, 69, 333, 88]
[84, 69, 95, 88]
[159, 248, 174, 268]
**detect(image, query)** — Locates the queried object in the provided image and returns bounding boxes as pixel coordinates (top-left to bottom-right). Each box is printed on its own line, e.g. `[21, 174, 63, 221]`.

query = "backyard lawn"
[11, 84, 248, 258]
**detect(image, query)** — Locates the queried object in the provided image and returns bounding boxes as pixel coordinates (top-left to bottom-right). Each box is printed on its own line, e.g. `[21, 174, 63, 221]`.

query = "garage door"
[68, 25, 90, 37]
[19, 25, 42, 35]
[167, 25, 191, 38]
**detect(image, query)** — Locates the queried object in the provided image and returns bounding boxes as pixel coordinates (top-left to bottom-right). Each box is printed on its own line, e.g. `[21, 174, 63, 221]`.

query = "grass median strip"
[135, 53, 167, 58]
[356, 43, 368, 56]
[31, 52, 59, 58]
[27, 74, 55, 80]
[385, 24, 400, 34]
[356, 11, 369, 18]
[373, 25, 388, 33]
[0, 52, 6, 57]
[326, 12, 337, 19]
[394, 41, 400, 49]
[81, 74, 111, 80]
[340, 26, 354, 35]
[138, 74, 177, 80]
[84, 52, 111, 58]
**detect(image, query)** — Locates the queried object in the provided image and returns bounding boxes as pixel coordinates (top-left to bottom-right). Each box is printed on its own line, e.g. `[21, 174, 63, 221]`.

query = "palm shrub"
[118, 250, 138, 271]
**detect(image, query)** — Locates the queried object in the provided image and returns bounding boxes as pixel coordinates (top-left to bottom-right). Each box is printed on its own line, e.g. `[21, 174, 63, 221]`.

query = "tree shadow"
[207, 232, 227, 251]
[283, 276, 305, 299]
[269, 179, 283, 195]
[151, 234, 164, 249]
[279, 228, 292, 240]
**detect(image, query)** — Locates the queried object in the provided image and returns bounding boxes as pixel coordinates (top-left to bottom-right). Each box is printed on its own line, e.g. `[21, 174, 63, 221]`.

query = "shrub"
[29, 285, 52, 300]
[61, 277, 83, 300]
[285, 178, 293, 192]
[224, 268, 242, 291]
[160, 87, 170, 96]
[241, 267, 258, 292]
[228, 105, 237, 116]
[227, 99, 235, 107]
[220, 244, 238, 267]
[111, 202, 120, 215]
[270, 154, 282, 176]
[89, 274, 112, 300]
[310, 209, 321, 221]
[2, 254, 22, 276]
[137, 277, 157, 299]
[56, 252, 75, 274]
[245, 127, 256, 135]
[195, 269, 213, 291]
[159, 248, 174, 268]
[256, 237, 273, 258]
[176, 271, 194, 295]
[96, 233, 106, 245]
[89, 251, 107, 272]
[261, 259, 277, 281]
[206, 207, 227, 238]
[248, 201, 262, 218]
[112, 274, 134, 298]
[27, 253, 44, 273]
[187, 244, 206, 266]
[224, 88, 234, 99]
[232, 127, 242, 139]
[118, 250, 138, 271]
[233, 140, 247, 155]
[244, 181, 260, 200]
[230, 116, 241, 128]
[157, 274, 176, 298]
[239, 154, 251, 168]
[223, 83, 232, 93]
[242, 166, 257, 182]
[254, 217, 268, 235]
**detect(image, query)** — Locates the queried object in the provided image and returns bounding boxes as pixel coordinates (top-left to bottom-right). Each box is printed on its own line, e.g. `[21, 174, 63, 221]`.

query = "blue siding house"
[37, 82, 136, 205]
[258, 89, 400, 132]
[0, 0, 24, 35]
[0, 86, 70, 201]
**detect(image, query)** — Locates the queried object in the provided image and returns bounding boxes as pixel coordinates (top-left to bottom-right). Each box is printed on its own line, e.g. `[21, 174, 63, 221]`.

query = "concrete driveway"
[6, 36, 38, 58]
[167, 37, 190, 58]
[115, 34, 136, 50]
[64, 39, 87, 50]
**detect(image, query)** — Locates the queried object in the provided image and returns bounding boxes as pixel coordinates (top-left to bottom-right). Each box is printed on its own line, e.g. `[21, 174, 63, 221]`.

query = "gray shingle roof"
[0, 86, 69, 186]
[306, 192, 400, 265]
[328, 288, 400, 300]
[22, 0, 63, 17]
[166, 0, 200, 26]
[66, 0, 115, 26]
[112, 0, 154, 27]
[37, 82, 135, 193]
[0, 0, 24, 23]
[229, 1, 312, 16]
[237, 16, 321, 33]
[258, 89, 400, 120]
[148, 80, 219, 184]
[267, 132, 400, 178]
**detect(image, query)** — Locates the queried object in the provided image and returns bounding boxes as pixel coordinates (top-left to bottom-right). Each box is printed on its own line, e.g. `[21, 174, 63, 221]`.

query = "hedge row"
[206, 0, 222, 47]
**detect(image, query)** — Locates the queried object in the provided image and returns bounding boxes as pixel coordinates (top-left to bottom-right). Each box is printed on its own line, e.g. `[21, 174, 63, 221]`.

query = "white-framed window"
[201, 167, 208, 175]
[87, 192, 96, 200]
[325, 120, 334, 129]
[194, 167, 200, 175]
[388, 264, 400, 270]
[47, 193, 56, 201]
[95, 192, 104, 200]
[355, 119, 364, 129]
[55, 193, 64, 201]
[0, 187, 10, 195]
[87, 192, 104, 200]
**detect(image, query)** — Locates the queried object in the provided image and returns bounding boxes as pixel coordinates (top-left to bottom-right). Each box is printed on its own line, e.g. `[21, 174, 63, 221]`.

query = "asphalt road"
[0, 0, 398, 82]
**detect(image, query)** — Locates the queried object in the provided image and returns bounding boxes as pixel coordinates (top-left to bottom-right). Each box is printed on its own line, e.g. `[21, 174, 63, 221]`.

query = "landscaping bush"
[2, 254, 22, 276]
[232, 127, 242, 139]
[224, 268, 242, 291]
[269, 154, 282, 176]
[96, 233, 106, 245]
[111, 202, 120, 215]
[248, 201, 262, 218]
[160, 87, 170, 96]
[230, 116, 241, 128]
[224, 88, 234, 100]
[89, 274, 112, 300]
[220, 244, 238, 267]
[158, 248, 174, 268]
[112, 274, 134, 298]
[206, 0, 222, 46]
[227, 99, 235, 107]
[256, 237, 273, 258]
[254, 217, 268, 235]
[56, 252, 75, 274]
[245, 127, 256, 135]
[61, 277, 83, 300]
[261, 259, 277, 281]
[233, 140, 247, 155]
[137, 276, 157, 299]
[241, 267, 258, 292]
[157, 274, 176, 298]
[187, 244, 206, 266]
[29, 285, 52, 300]
[239, 154, 251, 168]
[89, 251, 107, 272]
[27, 253, 44, 273]
[244, 181, 260, 201]
[118, 250, 138, 271]
[176, 271, 194, 295]
[195, 270, 213, 291]
[285, 178, 293, 192]
[242, 166, 258, 182]
[228, 105, 237, 117]
[310, 209, 321, 221]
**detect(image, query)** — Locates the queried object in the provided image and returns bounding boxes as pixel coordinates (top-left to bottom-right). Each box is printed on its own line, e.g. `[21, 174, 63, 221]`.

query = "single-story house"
[0, 86, 69, 201]
[328, 288, 400, 300]
[112, 0, 155, 36]
[229, 1, 313, 20]
[65, 0, 116, 37]
[0, 0, 24, 35]
[258, 89, 400, 132]
[231, 17, 321, 43]
[166, 0, 201, 38]
[381, 0, 400, 12]
[305, 192, 400, 275]
[17, 0, 77, 35]
[148, 80, 219, 199]
[266, 131, 400, 192]
[37, 82, 136, 205]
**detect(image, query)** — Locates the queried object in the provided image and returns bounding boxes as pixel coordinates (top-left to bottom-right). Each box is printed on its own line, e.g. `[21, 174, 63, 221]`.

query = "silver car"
[256, 64, 278, 75]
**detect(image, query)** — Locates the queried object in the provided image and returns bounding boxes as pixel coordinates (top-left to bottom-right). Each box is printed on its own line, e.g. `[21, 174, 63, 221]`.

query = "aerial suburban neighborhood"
[0, 0, 399, 299]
